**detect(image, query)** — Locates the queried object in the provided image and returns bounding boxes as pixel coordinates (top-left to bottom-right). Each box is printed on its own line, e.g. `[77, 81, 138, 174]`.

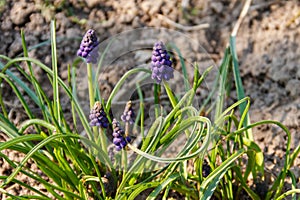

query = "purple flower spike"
[77, 29, 100, 64]
[112, 119, 130, 151]
[150, 41, 174, 83]
[202, 159, 211, 178]
[121, 101, 135, 124]
[89, 101, 109, 128]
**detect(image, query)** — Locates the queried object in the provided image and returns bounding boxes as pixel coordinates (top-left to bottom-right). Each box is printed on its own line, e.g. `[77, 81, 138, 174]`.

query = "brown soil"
[0, 0, 299, 199]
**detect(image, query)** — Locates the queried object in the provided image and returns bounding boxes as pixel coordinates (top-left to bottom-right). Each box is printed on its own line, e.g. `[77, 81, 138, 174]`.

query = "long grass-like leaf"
[0, 56, 40, 107]
[242, 137, 264, 175]
[223, 119, 291, 200]
[0, 73, 36, 126]
[147, 172, 180, 200]
[199, 149, 245, 199]
[232, 166, 261, 200]
[94, 38, 115, 100]
[0, 135, 43, 151]
[275, 189, 300, 200]
[289, 142, 300, 169]
[0, 121, 22, 141]
[140, 116, 164, 152]
[18, 119, 56, 134]
[167, 42, 189, 92]
[128, 116, 211, 163]
[128, 182, 160, 200]
[136, 82, 145, 139]
[0, 176, 48, 198]
[106, 67, 151, 112]
[116, 117, 164, 196]
[1, 57, 93, 139]
[0, 134, 81, 187]
[50, 20, 61, 126]
[287, 170, 297, 200]
[163, 81, 178, 108]
[214, 47, 231, 120]
[0, 152, 82, 199]
[21, 29, 46, 129]
[229, 36, 253, 140]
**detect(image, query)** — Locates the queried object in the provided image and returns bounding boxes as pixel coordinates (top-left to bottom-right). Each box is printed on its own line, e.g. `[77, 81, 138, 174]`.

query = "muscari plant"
[0, 20, 299, 200]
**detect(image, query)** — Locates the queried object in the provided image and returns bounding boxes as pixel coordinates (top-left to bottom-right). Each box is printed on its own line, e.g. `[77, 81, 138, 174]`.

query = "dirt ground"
[0, 0, 299, 198]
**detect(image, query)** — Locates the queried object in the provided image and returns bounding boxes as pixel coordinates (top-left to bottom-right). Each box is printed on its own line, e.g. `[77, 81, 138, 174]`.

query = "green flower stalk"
[78, 29, 106, 154]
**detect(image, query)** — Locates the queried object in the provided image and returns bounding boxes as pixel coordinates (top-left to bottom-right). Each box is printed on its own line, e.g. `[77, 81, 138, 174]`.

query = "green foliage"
[0, 20, 299, 200]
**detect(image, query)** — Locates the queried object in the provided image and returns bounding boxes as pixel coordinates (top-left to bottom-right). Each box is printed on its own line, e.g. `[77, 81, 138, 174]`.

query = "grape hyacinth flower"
[89, 101, 109, 128]
[202, 159, 211, 178]
[121, 101, 135, 124]
[112, 119, 131, 151]
[150, 41, 174, 83]
[77, 29, 100, 64]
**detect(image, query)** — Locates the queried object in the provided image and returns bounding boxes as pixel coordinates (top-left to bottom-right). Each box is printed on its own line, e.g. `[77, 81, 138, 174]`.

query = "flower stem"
[154, 83, 161, 118]
[88, 63, 104, 152]
[87, 63, 95, 109]
[125, 122, 129, 137]
[99, 127, 108, 155]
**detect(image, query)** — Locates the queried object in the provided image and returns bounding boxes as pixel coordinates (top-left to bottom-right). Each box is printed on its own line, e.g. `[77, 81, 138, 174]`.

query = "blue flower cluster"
[89, 101, 109, 128]
[77, 29, 99, 64]
[202, 160, 211, 178]
[112, 119, 131, 151]
[121, 101, 135, 124]
[150, 41, 174, 83]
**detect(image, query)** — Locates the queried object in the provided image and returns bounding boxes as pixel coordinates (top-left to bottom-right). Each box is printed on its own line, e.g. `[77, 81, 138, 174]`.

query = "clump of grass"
[0, 20, 299, 200]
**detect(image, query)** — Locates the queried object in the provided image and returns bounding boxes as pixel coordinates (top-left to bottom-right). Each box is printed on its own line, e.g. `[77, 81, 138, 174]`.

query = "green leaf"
[163, 81, 178, 108]
[275, 189, 300, 200]
[50, 20, 61, 126]
[232, 166, 261, 200]
[128, 116, 211, 163]
[214, 47, 231, 120]
[94, 38, 115, 100]
[200, 149, 245, 199]
[1, 56, 93, 139]
[128, 182, 160, 200]
[167, 42, 189, 92]
[106, 67, 151, 112]
[0, 134, 80, 187]
[147, 172, 180, 200]
[229, 36, 253, 140]
[242, 137, 264, 175]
